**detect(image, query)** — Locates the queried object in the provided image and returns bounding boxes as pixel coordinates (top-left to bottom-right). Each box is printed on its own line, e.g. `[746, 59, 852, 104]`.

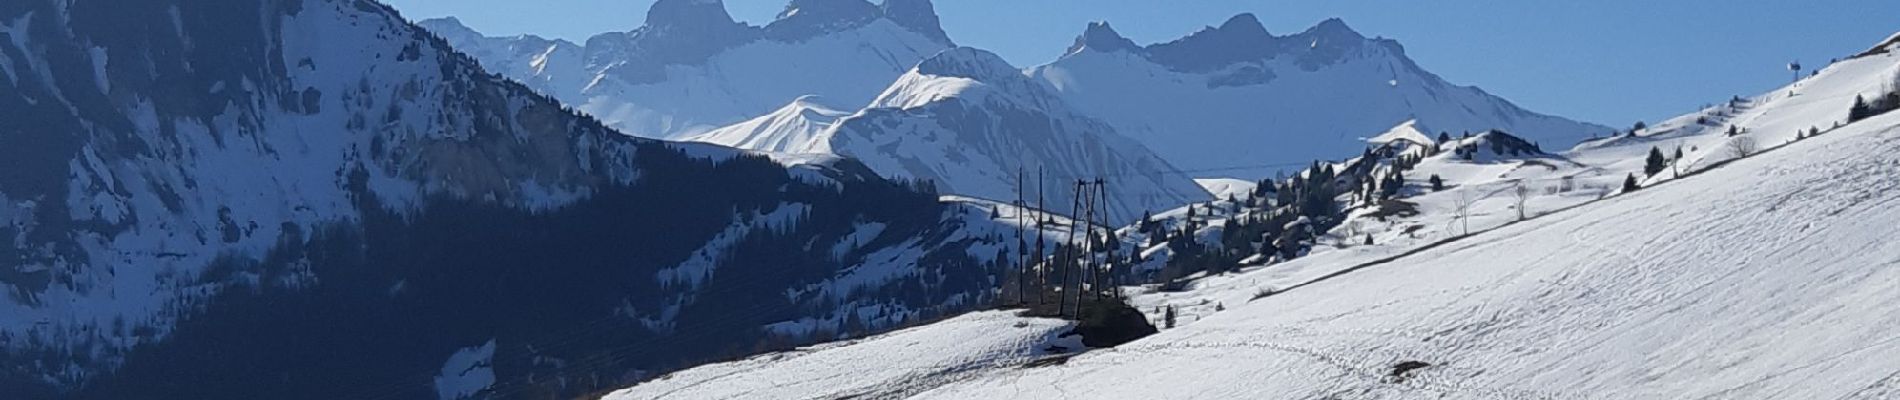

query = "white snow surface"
[683, 95, 849, 153]
[602, 311, 1077, 400]
[1366, 119, 1438, 147]
[913, 111, 1900, 400]
[1194, 178, 1257, 201]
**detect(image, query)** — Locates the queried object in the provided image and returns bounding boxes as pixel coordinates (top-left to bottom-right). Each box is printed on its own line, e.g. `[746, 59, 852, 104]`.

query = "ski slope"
[913, 109, 1900, 399]
[600, 311, 1078, 400]
[599, 34, 1900, 399]
[1120, 43, 1900, 329]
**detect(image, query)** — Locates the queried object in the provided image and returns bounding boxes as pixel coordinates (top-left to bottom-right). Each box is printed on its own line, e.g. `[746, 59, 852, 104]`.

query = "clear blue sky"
[382, 0, 1900, 127]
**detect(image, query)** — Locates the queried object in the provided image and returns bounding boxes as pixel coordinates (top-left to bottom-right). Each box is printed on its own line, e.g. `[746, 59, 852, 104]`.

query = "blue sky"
[382, 0, 1900, 127]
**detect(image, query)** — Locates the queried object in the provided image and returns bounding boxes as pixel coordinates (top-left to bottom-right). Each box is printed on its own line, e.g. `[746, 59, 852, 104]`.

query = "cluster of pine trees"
[1851, 71, 1900, 122]
[1148, 146, 1425, 284]
[1849, 92, 1900, 123]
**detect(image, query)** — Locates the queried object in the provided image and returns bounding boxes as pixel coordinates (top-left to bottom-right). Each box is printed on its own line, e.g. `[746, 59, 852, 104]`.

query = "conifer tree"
[1623, 173, 1640, 192]
[1645, 147, 1668, 177]
[1429, 174, 1444, 192]
[1851, 95, 1871, 122]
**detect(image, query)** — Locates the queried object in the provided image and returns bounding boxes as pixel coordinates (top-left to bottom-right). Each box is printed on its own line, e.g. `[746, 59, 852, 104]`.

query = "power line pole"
[1078, 179, 1098, 309]
[1033, 167, 1047, 309]
[1014, 167, 1027, 307]
[1102, 179, 1109, 299]
[1059, 180, 1082, 318]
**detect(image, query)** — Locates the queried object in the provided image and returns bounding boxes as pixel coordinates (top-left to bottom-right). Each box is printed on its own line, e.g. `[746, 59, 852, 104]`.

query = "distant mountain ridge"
[1032, 14, 1614, 171]
[420, 0, 955, 139]
[423, 2, 1615, 223]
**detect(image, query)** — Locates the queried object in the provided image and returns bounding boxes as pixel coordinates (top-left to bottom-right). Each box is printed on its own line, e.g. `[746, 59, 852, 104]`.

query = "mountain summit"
[1067, 21, 1141, 55]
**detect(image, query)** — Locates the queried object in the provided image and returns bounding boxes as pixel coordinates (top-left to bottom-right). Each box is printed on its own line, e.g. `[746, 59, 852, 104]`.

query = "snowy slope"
[602, 311, 1077, 400]
[914, 110, 1900, 400]
[1030, 15, 1614, 172]
[601, 31, 1900, 400]
[709, 47, 1211, 224]
[421, 0, 954, 139]
[1194, 178, 1259, 201]
[1366, 119, 1439, 147]
[1114, 39, 1900, 333]
[682, 95, 850, 153]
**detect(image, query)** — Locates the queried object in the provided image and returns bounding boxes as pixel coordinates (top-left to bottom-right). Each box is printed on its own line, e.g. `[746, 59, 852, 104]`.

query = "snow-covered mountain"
[0, 0, 1061, 398]
[692, 47, 1212, 224]
[685, 95, 851, 153]
[1030, 15, 1614, 171]
[420, 0, 954, 139]
[604, 29, 1900, 400]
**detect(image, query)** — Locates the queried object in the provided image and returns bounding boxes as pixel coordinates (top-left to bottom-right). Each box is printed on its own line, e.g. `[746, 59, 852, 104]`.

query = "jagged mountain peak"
[1068, 21, 1140, 55]
[1214, 13, 1274, 42]
[1132, 13, 1281, 73]
[646, 0, 741, 29]
[914, 47, 1022, 81]
[880, 0, 952, 44]
[1070, 15, 1390, 73]
[1297, 17, 1365, 41]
